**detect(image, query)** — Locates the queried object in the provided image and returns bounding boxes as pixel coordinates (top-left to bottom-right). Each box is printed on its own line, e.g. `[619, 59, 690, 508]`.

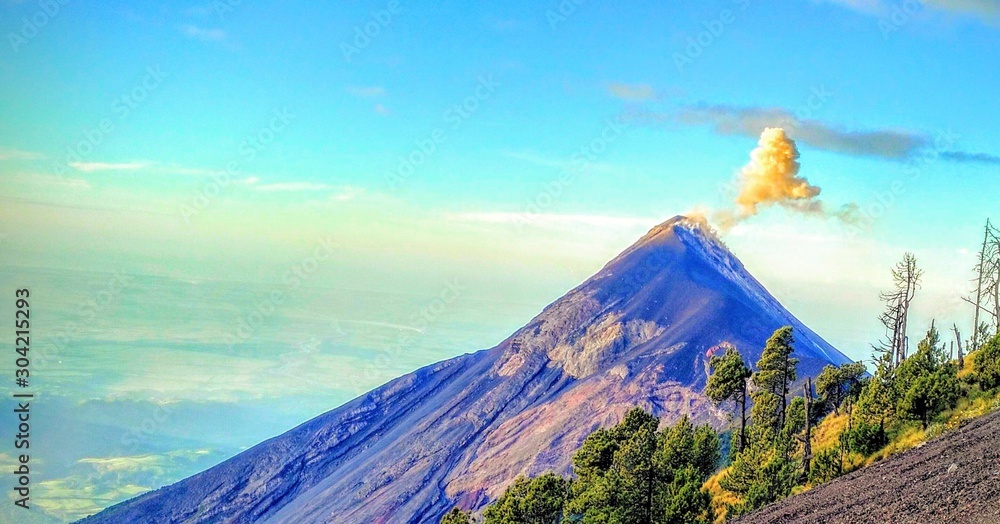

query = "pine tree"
[816, 362, 867, 415]
[894, 323, 960, 429]
[752, 326, 799, 436]
[706, 347, 751, 452]
[483, 473, 569, 524]
[563, 409, 718, 524]
[441, 507, 476, 524]
[974, 332, 1000, 390]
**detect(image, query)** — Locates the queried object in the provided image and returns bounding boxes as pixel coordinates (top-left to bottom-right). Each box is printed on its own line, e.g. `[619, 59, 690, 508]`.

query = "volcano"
[80, 216, 852, 524]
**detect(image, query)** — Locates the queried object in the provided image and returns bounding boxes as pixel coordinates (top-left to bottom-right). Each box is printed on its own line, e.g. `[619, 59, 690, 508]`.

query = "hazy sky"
[0, 1, 998, 521]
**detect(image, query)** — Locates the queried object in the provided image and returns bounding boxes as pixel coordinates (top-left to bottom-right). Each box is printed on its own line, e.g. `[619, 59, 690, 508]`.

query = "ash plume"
[704, 127, 860, 231]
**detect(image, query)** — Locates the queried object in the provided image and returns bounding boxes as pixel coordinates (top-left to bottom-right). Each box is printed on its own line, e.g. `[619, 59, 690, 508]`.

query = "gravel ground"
[735, 409, 1000, 524]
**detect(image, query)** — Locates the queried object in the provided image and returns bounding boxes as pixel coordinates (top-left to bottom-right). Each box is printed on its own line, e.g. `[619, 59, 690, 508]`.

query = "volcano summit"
[81, 216, 852, 524]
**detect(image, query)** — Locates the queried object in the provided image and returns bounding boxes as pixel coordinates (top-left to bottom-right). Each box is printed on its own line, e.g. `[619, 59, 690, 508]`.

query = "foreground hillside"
[735, 408, 1000, 524]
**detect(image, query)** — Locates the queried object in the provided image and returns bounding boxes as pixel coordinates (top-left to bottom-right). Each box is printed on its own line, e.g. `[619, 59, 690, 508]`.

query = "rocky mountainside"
[734, 409, 1000, 524]
[79, 216, 852, 524]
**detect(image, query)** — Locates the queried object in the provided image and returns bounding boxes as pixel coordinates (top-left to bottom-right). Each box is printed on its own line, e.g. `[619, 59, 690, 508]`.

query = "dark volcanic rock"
[79, 216, 852, 524]
[734, 409, 1000, 524]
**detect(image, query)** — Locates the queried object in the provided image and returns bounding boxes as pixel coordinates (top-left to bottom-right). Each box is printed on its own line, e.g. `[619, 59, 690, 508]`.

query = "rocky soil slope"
[736, 409, 1000, 524]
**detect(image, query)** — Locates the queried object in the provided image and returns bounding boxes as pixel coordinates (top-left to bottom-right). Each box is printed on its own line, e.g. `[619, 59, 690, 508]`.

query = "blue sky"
[0, 0, 998, 521]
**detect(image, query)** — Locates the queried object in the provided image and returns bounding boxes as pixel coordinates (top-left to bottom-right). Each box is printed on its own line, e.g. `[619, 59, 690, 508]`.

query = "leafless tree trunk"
[953, 324, 964, 370]
[969, 220, 1000, 351]
[739, 376, 748, 454]
[803, 378, 813, 481]
[880, 253, 922, 367]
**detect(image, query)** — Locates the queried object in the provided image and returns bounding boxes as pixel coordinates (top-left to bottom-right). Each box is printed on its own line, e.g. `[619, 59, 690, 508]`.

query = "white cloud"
[447, 211, 656, 231]
[331, 186, 365, 201]
[818, 0, 1000, 22]
[0, 148, 43, 160]
[181, 24, 227, 41]
[69, 161, 149, 172]
[23, 173, 92, 190]
[346, 86, 386, 98]
[252, 182, 333, 192]
[608, 82, 658, 102]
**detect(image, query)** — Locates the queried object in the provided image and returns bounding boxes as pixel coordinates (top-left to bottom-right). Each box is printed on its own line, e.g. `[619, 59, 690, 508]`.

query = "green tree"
[807, 447, 843, 485]
[563, 410, 719, 524]
[719, 438, 798, 517]
[483, 473, 569, 524]
[842, 420, 887, 455]
[565, 407, 659, 523]
[894, 324, 960, 429]
[856, 350, 897, 427]
[661, 467, 714, 524]
[442, 507, 476, 524]
[752, 327, 799, 434]
[815, 362, 867, 415]
[614, 423, 659, 523]
[975, 332, 1000, 390]
[706, 347, 751, 453]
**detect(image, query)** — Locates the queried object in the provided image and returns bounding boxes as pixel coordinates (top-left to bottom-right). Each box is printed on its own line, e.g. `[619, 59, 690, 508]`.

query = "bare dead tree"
[802, 377, 813, 480]
[879, 253, 923, 367]
[953, 324, 964, 370]
[967, 219, 1000, 351]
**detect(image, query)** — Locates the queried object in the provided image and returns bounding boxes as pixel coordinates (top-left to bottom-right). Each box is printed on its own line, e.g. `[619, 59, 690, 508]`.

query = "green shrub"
[975, 334, 1000, 391]
[808, 448, 843, 485]
[843, 421, 887, 456]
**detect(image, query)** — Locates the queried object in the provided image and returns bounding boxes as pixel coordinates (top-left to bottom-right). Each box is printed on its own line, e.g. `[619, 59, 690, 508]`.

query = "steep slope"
[734, 409, 1000, 524]
[80, 216, 851, 524]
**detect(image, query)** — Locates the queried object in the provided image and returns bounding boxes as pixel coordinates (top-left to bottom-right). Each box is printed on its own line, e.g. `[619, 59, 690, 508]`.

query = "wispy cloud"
[940, 151, 1000, 165]
[930, 0, 1000, 20]
[447, 211, 655, 231]
[346, 85, 386, 98]
[502, 150, 624, 176]
[65, 161, 235, 177]
[181, 24, 227, 41]
[331, 186, 365, 201]
[629, 104, 998, 164]
[252, 182, 333, 192]
[20, 173, 92, 190]
[0, 148, 43, 160]
[677, 105, 926, 160]
[69, 161, 150, 172]
[373, 103, 392, 116]
[608, 82, 658, 102]
[818, 0, 1000, 23]
[494, 19, 528, 31]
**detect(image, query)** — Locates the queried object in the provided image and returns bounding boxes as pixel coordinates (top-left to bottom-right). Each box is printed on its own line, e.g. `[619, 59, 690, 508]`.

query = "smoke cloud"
[705, 127, 859, 231]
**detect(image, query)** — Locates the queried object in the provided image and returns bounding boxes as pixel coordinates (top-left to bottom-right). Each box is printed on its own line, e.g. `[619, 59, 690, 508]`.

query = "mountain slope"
[80, 216, 852, 524]
[734, 408, 1000, 524]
